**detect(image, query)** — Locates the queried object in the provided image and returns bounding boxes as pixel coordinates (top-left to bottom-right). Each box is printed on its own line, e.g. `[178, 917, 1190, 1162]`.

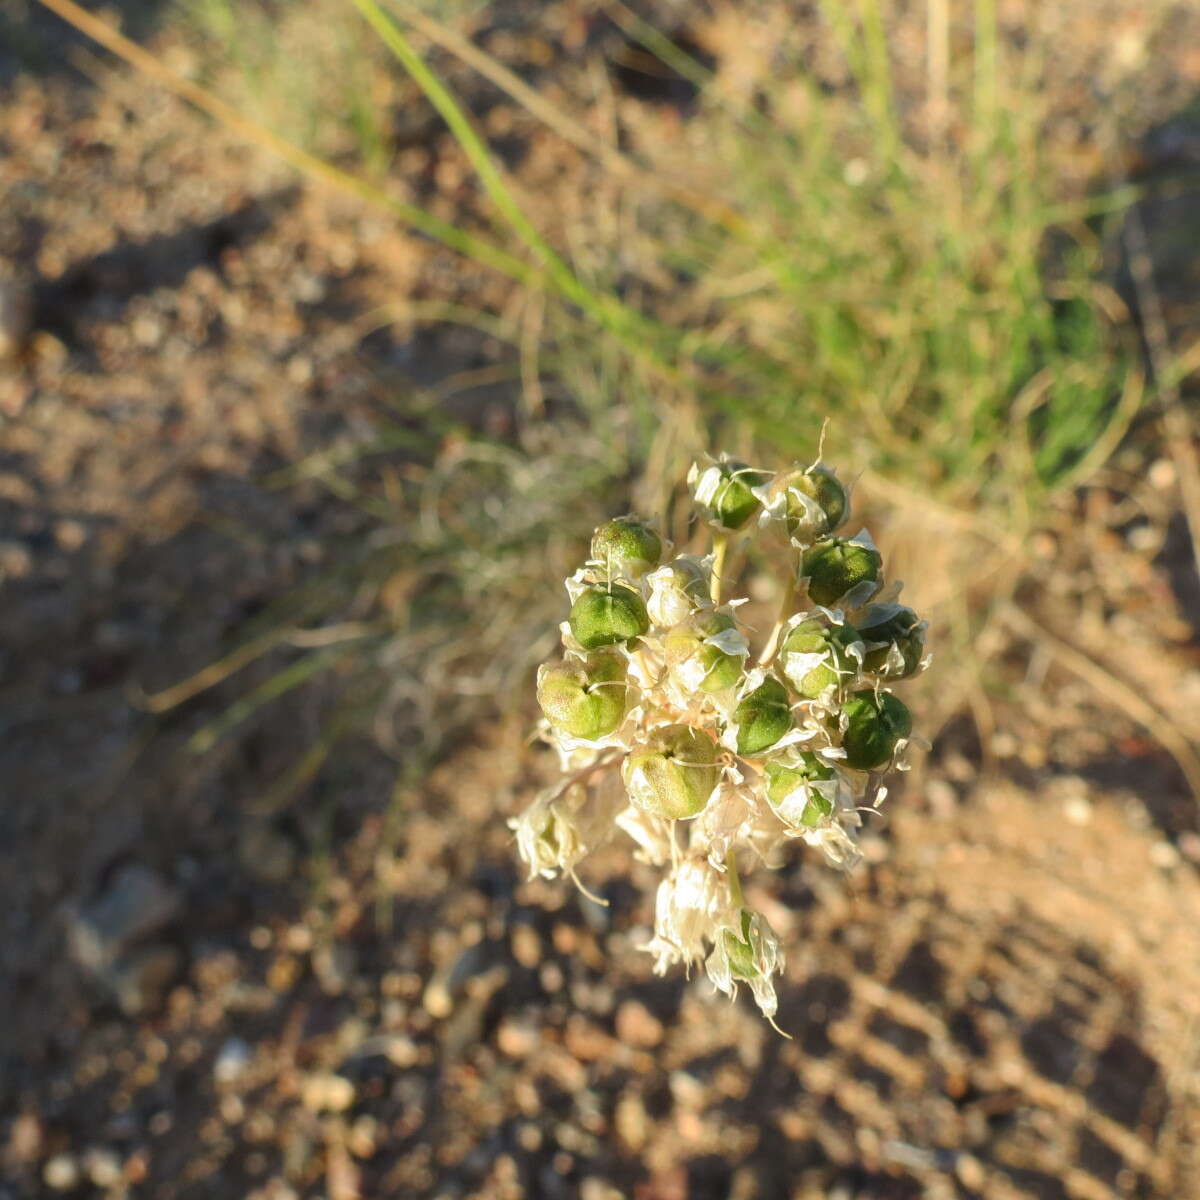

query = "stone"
[43, 1154, 79, 1192]
[214, 1038, 253, 1085]
[615, 1000, 664, 1049]
[69, 864, 181, 974]
[83, 1147, 123, 1188]
[301, 1073, 355, 1114]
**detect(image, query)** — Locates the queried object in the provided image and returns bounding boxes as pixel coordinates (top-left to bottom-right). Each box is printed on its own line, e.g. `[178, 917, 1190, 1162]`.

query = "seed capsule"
[779, 618, 863, 699]
[764, 753, 836, 827]
[568, 582, 650, 649]
[536, 652, 630, 741]
[646, 556, 711, 627]
[622, 725, 720, 819]
[732, 677, 792, 757]
[801, 537, 883, 608]
[688, 459, 770, 530]
[591, 516, 663, 580]
[857, 604, 926, 680]
[721, 910, 760, 979]
[840, 690, 912, 770]
[664, 609, 747, 693]
[765, 466, 848, 542]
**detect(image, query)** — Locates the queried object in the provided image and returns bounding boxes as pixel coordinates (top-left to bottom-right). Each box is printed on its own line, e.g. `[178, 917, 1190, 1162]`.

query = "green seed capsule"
[733, 677, 793, 757]
[536, 652, 630, 741]
[767, 466, 849, 541]
[764, 753, 836, 827]
[622, 724, 720, 819]
[664, 609, 747, 693]
[569, 583, 650, 649]
[689, 459, 770, 530]
[857, 604, 925, 679]
[591, 516, 663, 580]
[840, 690, 912, 770]
[722, 910, 760, 979]
[801, 537, 883, 608]
[779, 618, 863, 699]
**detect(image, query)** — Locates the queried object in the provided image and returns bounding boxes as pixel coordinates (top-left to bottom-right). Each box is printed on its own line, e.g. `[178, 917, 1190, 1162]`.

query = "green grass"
[134, 0, 1167, 793]
[337, 0, 1145, 522]
[172, 0, 1149, 525]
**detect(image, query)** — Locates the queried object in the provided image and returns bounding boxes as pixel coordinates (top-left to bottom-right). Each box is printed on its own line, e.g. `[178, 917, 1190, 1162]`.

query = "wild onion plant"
[511, 453, 928, 1025]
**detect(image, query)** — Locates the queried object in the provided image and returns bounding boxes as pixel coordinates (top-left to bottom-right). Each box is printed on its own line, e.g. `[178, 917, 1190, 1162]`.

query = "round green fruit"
[591, 516, 662, 580]
[840, 690, 912, 770]
[801, 538, 883, 608]
[536, 652, 629, 741]
[769, 466, 848, 541]
[779, 618, 863, 698]
[857, 604, 925, 679]
[622, 725, 720, 819]
[569, 583, 649, 649]
[733, 677, 793, 757]
[664, 609, 746, 693]
[764, 753, 836, 827]
[691, 460, 770, 530]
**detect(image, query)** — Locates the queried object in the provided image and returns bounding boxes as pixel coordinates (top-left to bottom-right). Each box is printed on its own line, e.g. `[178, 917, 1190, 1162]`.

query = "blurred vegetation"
[178, 0, 1147, 515]
[45, 0, 1183, 795]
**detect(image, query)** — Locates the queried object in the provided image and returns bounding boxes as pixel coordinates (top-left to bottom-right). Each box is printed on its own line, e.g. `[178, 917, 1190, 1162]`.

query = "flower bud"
[732, 677, 792, 757]
[763, 465, 848, 542]
[568, 582, 649, 649]
[779, 617, 863, 699]
[688, 458, 769, 530]
[840, 689, 912, 770]
[536, 652, 630, 741]
[646, 556, 711, 626]
[591, 516, 663, 580]
[801, 536, 883, 608]
[764, 752, 836, 827]
[857, 604, 926, 680]
[664, 609, 748, 693]
[622, 725, 720, 819]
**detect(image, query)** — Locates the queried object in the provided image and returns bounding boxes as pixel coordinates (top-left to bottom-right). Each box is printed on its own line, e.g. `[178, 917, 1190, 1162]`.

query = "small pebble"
[214, 1037, 252, 1084]
[614, 1094, 649, 1151]
[1150, 841, 1179, 869]
[423, 979, 453, 1019]
[1148, 458, 1175, 489]
[496, 1017, 539, 1059]
[615, 1000, 663, 1048]
[301, 1073, 355, 1114]
[0, 539, 32, 579]
[84, 1147, 123, 1188]
[43, 1153, 79, 1191]
[511, 923, 542, 968]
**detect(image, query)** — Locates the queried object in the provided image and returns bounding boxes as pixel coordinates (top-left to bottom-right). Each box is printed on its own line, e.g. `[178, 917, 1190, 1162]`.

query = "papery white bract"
[645, 857, 736, 974]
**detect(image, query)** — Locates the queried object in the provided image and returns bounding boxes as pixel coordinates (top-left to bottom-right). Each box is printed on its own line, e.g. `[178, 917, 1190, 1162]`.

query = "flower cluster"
[510, 452, 928, 1023]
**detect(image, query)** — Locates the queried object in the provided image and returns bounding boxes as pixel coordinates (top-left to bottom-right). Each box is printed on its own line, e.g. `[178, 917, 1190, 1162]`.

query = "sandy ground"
[3, 2, 1200, 1198]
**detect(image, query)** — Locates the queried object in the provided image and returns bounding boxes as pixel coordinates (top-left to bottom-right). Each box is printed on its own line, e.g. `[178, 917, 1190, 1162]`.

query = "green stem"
[710, 532, 730, 604]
